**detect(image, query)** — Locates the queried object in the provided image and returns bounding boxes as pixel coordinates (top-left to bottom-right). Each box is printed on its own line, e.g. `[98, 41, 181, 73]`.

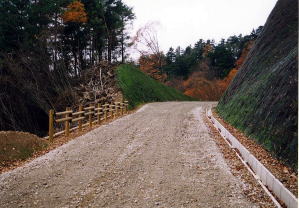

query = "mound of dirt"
[0, 131, 46, 167]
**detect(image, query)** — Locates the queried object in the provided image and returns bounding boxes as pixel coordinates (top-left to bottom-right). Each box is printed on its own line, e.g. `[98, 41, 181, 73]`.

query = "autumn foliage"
[235, 40, 254, 69]
[182, 41, 254, 100]
[139, 53, 167, 82]
[202, 44, 213, 57]
[62, 1, 88, 23]
[139, 40, 254, 100]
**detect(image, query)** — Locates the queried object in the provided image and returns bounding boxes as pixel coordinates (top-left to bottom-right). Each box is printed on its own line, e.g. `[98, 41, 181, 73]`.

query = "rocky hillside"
[217, 0, 298, 169]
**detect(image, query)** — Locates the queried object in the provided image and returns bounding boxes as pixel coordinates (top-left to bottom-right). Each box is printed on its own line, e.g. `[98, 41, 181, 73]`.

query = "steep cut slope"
[217, 0, 298, 168]
[116, 65, 195, 107]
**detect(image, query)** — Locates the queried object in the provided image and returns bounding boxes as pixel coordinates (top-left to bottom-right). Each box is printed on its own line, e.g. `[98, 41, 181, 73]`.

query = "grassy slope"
[217, 0, 297, 169]
[116, 64, 195, 108]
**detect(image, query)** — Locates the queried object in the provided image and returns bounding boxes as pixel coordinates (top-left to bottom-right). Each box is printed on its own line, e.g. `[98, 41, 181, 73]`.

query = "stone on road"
[0, 102, 257, 208]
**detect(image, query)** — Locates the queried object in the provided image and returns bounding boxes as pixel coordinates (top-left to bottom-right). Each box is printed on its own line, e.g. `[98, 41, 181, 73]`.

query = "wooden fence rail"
[48, 101, 129, 141]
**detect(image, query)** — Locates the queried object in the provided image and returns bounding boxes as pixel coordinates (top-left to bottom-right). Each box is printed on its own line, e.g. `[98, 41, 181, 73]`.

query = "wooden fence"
[48, 101, 129, 141]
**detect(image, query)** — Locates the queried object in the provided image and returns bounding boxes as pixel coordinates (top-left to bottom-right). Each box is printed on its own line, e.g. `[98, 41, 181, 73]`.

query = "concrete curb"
[207, 109, 298, 208]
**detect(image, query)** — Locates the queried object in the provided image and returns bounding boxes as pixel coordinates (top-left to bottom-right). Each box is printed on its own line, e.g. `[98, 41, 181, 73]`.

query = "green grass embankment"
[116, 64, 195, 108]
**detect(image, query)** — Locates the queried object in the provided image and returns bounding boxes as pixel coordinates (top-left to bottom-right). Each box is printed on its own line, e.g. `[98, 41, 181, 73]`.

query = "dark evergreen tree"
[166, 47, 176, 64]
[0, 0, 135, 135]
[209, 44, 235, 78]
[161, 26, 262, 80]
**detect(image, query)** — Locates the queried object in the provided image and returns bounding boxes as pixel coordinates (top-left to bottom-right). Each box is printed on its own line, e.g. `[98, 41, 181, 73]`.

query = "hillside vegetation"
[0, 0, 134, 136]
[217, 0, 298, 169]
[135, 24, 261, 101]
[116, 65, 195, 107]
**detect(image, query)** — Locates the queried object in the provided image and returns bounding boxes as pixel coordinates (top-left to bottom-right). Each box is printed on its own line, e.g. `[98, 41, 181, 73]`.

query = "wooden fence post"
[97, 103, 101, 124]
[104, 103, 108, 121]
[110, 104, 113, 118]
[49, 109, 54, 141]
[65, 107, 71, 137]
[114, 102, 118, 118]
[89, 104, 93, 129]
[50, 100, 127, 139]
[124, 101, 128, 114]
[79, 105, 83, 131]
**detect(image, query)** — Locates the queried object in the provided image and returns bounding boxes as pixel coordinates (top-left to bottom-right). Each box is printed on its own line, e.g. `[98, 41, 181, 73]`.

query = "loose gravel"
[0, 102, 257, 208]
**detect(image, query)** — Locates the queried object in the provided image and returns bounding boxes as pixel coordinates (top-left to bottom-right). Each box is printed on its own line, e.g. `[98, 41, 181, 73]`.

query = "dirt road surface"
[0, 102, 257, 208]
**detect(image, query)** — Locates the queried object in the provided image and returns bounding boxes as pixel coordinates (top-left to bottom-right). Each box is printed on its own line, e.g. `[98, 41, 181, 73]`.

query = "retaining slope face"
[217, 0, 298, 169]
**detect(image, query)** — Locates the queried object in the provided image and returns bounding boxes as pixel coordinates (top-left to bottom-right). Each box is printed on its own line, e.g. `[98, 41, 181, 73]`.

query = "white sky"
[123, 0, 278, 55]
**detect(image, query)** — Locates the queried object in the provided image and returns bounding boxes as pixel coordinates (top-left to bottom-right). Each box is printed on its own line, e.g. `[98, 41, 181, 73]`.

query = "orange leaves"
[202, 44, 213, 57]
[139, 54, 167, 82]
[62, 1, 88, 23]
[139, 55, 158, 74]
[181, 67, 238, 100]
[184, 88, 198, 97]
[181, 41, 255, 100]
[182, 75, 223, 101]
[236, 40, 254, 69]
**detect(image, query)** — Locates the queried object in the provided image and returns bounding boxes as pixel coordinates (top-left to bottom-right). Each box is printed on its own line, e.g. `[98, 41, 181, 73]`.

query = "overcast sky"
[123, 0, 278, 55]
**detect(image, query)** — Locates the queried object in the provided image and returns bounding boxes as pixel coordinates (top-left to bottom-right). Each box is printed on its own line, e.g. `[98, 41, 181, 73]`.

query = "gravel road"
[0, 102, 257, 208]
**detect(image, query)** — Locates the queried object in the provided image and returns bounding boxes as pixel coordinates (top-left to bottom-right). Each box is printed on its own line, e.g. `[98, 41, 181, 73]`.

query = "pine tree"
[166, 47, 176, 64]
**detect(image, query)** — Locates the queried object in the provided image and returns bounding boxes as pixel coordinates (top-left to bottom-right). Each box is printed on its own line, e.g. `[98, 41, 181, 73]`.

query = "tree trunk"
[108, 37, 112, 64]
[73, 50, 78, 76]
[121, 30, 124, 63]
[53, 12, 58, 71]
[121, 17, 125, 63]
[90, 34, 94, 66]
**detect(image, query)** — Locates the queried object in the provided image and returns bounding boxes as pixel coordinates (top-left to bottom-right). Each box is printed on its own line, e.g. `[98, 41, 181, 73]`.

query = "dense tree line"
[0, 0, 134, 135]
[0, 0, 134, 77]
[162, 26, 263, 79]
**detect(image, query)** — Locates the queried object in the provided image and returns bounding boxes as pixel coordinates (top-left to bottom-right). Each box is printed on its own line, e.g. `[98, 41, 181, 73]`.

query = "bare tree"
[131, 22, 164, 70]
